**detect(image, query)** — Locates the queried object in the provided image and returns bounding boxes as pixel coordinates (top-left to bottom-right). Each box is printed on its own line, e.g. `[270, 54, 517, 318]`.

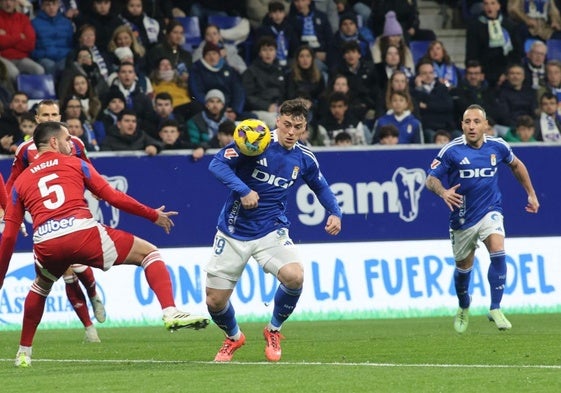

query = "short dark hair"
[20, 111, 37, 124]
[218, 120, 236, 136]
[515, 115, 535, 129]
[159, 119, 180, 131]
[268, 1, 285, 13]
[328, 91, 348, 106]
[335, 131, 352, 143]
[118, 108, 137, 120]
[155, 92, 173, 103]
[33, 121, 64, 149]
[378, 124, 399, 139]
[256, 36, 277, 51]
[540, 91, 558, 103]
[278, 99, 309, 121]
[341, 41, 361, 54]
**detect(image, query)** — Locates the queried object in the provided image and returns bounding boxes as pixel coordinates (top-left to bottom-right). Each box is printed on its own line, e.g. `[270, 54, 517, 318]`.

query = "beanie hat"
[114, 47, 134, 61]
[339, 12, 357, 28]
[383, 11, 403, 37]
[205, 89, 225, 103]
[105, 88, 126, 106]
[203, 42, 222, 57]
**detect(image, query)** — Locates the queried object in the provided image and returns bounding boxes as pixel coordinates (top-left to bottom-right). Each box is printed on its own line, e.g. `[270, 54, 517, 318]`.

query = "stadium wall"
[1, 145, 559, 328]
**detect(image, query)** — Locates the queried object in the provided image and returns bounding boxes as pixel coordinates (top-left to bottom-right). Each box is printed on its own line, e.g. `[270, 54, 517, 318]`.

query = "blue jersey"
[209, 139, 342, 240]
[427, 135, 515, 230]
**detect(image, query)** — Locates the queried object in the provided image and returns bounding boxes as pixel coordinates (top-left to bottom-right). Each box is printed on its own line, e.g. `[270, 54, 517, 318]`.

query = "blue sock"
[454, 266, 472, 309]
[488, 250, 506, 310]
[270, 284, 302, 329]
[209, 301, 239, 337]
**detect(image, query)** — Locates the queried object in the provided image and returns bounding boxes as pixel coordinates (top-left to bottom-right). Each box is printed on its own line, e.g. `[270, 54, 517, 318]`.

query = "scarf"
[540, 113, 561, 142]
[300, 12, 320, 48]
[433, 61, 458, 87]
[90, 46, 109, 81]
[550, 85, 561, 101]
[202, 111, 222, 140]
[524, 0, 548, 18]
[83, 121, 100, 151]
[159, 70, 175, 82]
[480, 14, 513, 56]
[272, 28, 288, 66]
[121, 13, 159, 45]
[527, 62, 545, 89]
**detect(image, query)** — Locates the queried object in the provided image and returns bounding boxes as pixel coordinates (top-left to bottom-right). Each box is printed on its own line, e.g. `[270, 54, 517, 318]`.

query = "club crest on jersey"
[224, 148, 239, 159]
[430, 159, 441, 169]
[291, 166, 300, 180]
[490, 154, 496, 166]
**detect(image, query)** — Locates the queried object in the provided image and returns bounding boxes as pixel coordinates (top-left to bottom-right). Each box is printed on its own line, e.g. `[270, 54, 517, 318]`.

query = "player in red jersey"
[4, 100, 104, 343]
[0, 122, 209, 367]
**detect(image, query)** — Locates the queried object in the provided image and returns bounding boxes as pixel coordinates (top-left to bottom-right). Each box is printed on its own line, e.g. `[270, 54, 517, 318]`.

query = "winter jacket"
[31, 10, 74, 62]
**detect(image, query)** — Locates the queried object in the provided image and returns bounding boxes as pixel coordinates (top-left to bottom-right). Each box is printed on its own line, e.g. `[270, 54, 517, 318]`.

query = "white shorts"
[450, 211, 505, 261]
[205, 228, 300, 290]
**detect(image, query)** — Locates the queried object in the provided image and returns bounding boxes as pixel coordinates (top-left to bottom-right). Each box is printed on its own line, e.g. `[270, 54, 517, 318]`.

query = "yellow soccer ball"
[233, 119, 271, 156]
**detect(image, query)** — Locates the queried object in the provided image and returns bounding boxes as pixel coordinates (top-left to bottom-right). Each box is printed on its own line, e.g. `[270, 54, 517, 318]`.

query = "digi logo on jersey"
[85, 175, 128, 227]
[251, 168, 296, 189]
[459, 167, 497, 178]
[296, 167, 426, 224]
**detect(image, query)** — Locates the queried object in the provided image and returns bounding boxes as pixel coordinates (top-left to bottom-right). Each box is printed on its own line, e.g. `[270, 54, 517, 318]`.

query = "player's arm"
[508, 156, 540, 213]
[208, 155, 252, 197]
[81, 161, 162, 223]
[0, 173, 7, 214]
[0, 191, 26, 288]
[426, 175, 462, 211]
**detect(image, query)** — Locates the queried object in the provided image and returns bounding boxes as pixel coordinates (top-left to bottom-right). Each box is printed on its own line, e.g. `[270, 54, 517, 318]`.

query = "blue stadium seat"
[16, 74, 56, 100]
[409, 40, 431, 66]
[207, 15, 242, 31]
[524, 38, 541, 54]
[546, 38, 561, 61]
[176, 16, 202, 52]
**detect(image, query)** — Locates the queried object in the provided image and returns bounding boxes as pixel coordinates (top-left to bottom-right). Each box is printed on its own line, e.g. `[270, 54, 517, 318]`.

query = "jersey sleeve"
[208, 147, 252, 197]
[427, 149, 451, 180]
[72, 137, 91, 163]
[301, 152, 342, 218]
[0, 173, 7, 210]
[0, 187, 26, 287]
[80, 161, 158, 222]
[5, 149, 28, 193]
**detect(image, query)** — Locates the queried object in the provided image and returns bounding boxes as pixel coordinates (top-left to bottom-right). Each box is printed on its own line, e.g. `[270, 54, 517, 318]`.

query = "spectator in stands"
[523, 40, 548, 90]
[410, 59, 455, 142]
[0, 58, 12, 104]
[496, 63, 538, 127]
[192, 24, 248, 76]
[420, 40, 462, 89]
[158, 119, 190, 150]
[150, 56, 202, 121]
[246, 0, 289, 30]
[146, 19, 192, 77]
[508, 0, 561, 41]
[371, 11, 415, 70]
[377, 124, 399, 145]
[107, 61, 158, 135]
[502, 114, 538, 142]
[188, 88, 229, 160]
[378, 69, 420, 118]
[368, 0, 436, 43]
[66, 24, 111, 84]
[242, 36, 286, 129]
[317, 91, 368, 145]
[107, 46, 152, 96]
[0, 0, 44, 81]
[327, 12, 373, 70]
[334, 130, 353, 146]
[216, 119, 236, 147]
[59, 47, 109, 99]
[152, 92, 188, 139]
[107, 24, 148, 75]
[189, 43, 246, 122]
[256, 1, 300, 68]
[451, 60, 503, 126]
[61, 97, 101, 151]
[0, 91, 28, 141]
[535, 91, 561, 141]
[62, 74, 102, 124]
[101, 108, 162, 154]
[318, 73, 366, 125]
[31, 0, 74, 77]
[331, 41, 379, 122]
[93, 88, 125, 143]
[75, 0, 123, 54]
[465, 0, 522, 87]
[372, 90, 423, 144]
[66, 116, 100, 152]
[375, 44, 414, 92]
[288, 0, 333, 73]
[285, 45, 325, 104]
[118, 0, 162, 50]
[312, 0, 340, 33]
[538, 59, 561, 106]
[433, 129, 452, 145]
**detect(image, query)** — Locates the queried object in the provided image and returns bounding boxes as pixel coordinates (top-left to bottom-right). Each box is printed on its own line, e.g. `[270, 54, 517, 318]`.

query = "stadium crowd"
[1, 0, 561, 153]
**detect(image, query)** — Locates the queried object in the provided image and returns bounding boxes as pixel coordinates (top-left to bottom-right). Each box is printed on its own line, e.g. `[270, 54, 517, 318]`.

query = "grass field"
[1, 314, 561, 393]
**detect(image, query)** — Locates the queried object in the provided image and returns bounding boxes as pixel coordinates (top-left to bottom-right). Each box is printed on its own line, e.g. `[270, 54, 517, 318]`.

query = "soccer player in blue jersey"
[426, 104, 540, 333]
[206, 99, 342, 362]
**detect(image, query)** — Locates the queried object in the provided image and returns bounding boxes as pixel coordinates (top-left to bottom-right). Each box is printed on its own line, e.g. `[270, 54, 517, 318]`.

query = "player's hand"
[240, 191, 259, 209]
[324, 215, 341, 236]
[154, 205, 178, 234]
[526, 195, 540, 214]
[20, 223, 28, 237]
[441, 184, 463, 211]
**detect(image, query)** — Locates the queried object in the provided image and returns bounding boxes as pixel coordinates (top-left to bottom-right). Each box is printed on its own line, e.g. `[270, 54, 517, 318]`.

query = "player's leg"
[15, 274, 55, 367]
[117, 234, 209, 330]
[256, 229, 303, 361]
[205, 231, 249, 361]
[72, 264, 106, 323]
[63, 267, 100, 342]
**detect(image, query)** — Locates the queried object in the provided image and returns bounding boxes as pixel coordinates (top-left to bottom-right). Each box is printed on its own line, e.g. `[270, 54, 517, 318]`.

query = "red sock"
[65, 278, 93, 327]
[20, 291, 47, 347]
[75, 266, 97, 298]
[143, 253, 175, 309]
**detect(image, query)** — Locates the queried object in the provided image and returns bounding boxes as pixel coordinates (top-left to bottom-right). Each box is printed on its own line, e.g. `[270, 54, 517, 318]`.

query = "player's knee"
[63, 274, 77, 284]
[205, 292, 228, 312]
[278, 262, 304, 289]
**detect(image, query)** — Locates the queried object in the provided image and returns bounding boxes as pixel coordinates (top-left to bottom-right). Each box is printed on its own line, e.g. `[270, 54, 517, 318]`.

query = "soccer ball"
[233, 119, 271, 156]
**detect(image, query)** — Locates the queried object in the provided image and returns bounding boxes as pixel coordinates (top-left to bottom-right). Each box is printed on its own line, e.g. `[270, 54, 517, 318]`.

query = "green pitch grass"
[1, 314, 561, 393]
